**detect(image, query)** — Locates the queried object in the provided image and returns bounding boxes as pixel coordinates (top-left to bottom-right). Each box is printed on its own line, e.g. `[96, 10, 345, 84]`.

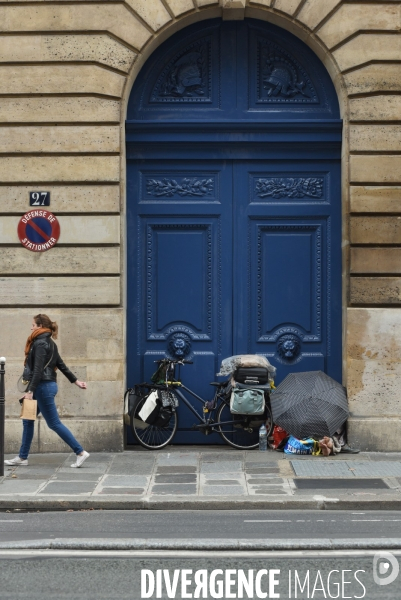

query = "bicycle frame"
[143, 359, 267, 433]
[167, 381, 252, 432]
[171, 385, 210, 423]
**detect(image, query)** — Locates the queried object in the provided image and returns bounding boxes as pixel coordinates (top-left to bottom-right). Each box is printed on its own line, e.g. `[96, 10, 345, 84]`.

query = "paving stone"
[253, 489, 289, 495]
[7, 473, 60, 481]
[111, 454, 154, 464]
[100, 475, 148, 487]
[8, 468, 56, 477]
[204, 480, 240, 485]
[247, 468, 282, 474]
[201, 485, 246, 496]
[25, 455, 68, 466]
[244, 453, 278, 463]
[0, 480, 47, 494]
[291, 461, 353, 477]
[203, 472, 245, 480]
[58, 465, 109, 474]
[201, 461, 242, 473]
[98, 487, 145, 495]
[51, 472, 102, 482]
[151, 484, 197, 495]
[245, 472, 282, 478]
[157, 454, 199, 466]
[107, 463, 154, 475]
[370, 454, 401, 461]
[154, 474, 197, 484]
[39, 482, 96, 495]
[293, 489, 341, 496]
[352, 462, 401, 477]
[79, 453, 115, 463]
[245, 463, 280, 471]
[156, 466, 196, 474]
[295, 478, 388, 490]
[201, 452, 244, 462]
[247, 478, 285, 484]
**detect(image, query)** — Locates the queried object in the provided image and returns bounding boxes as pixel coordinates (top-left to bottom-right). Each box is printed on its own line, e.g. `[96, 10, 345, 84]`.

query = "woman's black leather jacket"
[26, 332, 77, 394]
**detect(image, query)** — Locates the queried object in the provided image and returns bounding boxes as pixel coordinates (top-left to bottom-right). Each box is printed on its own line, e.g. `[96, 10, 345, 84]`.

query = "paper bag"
[20, 398, 37, 420]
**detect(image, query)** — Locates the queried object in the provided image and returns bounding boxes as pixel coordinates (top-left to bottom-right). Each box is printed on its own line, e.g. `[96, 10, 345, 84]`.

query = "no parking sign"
[17, 210, 60, 252]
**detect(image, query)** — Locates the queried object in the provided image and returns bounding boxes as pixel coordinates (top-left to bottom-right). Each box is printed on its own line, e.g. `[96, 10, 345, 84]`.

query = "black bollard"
[0, 357, 5, 477]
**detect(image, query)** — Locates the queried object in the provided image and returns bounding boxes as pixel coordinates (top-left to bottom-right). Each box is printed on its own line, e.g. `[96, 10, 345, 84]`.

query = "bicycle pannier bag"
[123, 387, 144, 425]
[234, 367, 269, 385]
[154, 406, 173, 427]
[230, 388, 265, 415]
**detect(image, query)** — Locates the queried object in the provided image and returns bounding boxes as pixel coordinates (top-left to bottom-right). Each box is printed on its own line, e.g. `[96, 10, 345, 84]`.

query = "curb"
[1, 538, 401, 551]
[1, 495, 401, 511]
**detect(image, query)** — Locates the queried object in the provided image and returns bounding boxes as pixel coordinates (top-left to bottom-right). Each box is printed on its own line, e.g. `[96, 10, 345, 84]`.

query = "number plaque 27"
[30, 191, 50, 206]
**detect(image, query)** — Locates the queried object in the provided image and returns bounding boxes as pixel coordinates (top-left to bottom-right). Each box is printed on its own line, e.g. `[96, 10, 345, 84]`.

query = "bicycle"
[129, 358, 274, 450]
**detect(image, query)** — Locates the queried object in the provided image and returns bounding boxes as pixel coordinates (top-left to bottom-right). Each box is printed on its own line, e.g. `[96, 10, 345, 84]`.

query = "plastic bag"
[284, 435, 319, 455]
[151, 360, 169, 384]
[271, 425, 289, 450]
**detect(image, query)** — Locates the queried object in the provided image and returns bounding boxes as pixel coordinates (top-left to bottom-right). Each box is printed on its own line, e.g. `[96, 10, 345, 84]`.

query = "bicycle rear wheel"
[130, 396, 178, 450]
[216, 400, 273, 450]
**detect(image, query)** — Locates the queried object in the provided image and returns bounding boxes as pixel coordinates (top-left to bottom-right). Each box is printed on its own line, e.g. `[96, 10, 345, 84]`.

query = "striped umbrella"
[270, 371, 348, 439]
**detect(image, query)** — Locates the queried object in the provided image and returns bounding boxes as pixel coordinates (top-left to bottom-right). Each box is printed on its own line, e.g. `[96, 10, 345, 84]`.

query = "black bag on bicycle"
[234, 367, 269, 385]
[123, 385, 147, 425]
[143, 401, 173, 427]
[153, 406, 173, 427]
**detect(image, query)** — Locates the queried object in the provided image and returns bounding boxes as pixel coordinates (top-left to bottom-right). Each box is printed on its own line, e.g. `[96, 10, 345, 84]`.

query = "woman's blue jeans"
[19, 381, 83, 459]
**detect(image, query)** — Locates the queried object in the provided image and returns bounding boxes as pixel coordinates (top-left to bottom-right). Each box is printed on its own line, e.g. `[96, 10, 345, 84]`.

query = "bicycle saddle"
[209, 381, 224, 387]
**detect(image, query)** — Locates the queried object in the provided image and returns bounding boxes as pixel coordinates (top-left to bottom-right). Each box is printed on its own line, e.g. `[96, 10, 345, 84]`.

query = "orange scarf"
[24, 328, 52, 363]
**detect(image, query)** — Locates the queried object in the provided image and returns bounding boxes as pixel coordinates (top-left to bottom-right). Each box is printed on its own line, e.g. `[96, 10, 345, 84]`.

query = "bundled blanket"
[217, 354, 276, 380]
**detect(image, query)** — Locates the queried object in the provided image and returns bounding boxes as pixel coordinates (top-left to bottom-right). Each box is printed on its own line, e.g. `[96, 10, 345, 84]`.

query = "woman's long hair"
[33, 314, 58, 339]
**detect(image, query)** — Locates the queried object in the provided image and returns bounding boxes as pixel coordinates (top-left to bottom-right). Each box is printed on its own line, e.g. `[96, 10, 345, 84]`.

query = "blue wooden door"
[127, 156, 342, 442]
[126, 18, 342, 443]
[233, 159, 342, 383]
[126, 159, 234, 442]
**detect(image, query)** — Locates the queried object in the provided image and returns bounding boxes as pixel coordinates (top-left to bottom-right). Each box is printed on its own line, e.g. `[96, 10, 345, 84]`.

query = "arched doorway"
[126, 18, 342, 444]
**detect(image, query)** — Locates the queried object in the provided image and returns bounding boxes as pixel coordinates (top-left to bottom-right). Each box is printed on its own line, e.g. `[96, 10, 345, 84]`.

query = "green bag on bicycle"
[151, 360, 169, 384]
[230, 387, 265, 415]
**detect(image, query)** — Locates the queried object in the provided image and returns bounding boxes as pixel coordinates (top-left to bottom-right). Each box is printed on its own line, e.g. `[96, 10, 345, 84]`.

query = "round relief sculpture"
[167, 332, 192, 359]
[277, 334, 301, 362]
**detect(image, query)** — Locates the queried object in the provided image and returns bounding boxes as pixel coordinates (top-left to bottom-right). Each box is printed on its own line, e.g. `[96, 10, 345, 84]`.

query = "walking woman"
[5, 314, 90, 468]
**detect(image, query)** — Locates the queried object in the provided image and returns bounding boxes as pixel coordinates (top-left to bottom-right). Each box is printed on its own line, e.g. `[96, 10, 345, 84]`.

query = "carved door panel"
[127, 160, 233, 442]
[233, 160, 342, 384]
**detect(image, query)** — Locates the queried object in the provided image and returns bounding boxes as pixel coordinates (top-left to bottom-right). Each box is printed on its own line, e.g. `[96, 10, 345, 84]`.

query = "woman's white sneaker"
[71, 450, 90, 468]
[4, 456, 28, 466]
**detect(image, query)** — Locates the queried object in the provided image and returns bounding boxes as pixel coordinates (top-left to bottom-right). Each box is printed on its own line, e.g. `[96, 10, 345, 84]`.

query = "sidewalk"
[1, 447, 401, 511]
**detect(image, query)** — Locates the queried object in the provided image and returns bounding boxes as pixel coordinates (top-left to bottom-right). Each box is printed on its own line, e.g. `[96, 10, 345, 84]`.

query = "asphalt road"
[1, 549, 400, 600]
[0, 510, 401, 542]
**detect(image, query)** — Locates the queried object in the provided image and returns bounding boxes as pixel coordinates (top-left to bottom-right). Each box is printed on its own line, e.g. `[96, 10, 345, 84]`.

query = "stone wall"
[1, 0, 400, 451]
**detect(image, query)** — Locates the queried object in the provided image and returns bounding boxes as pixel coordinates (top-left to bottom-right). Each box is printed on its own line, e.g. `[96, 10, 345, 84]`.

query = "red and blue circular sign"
[18, 210, 60, 252]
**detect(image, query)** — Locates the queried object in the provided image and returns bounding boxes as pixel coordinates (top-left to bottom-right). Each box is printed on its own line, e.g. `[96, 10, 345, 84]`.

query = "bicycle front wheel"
[130, 397, 178, 450]
[216, 400, 273, 450]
